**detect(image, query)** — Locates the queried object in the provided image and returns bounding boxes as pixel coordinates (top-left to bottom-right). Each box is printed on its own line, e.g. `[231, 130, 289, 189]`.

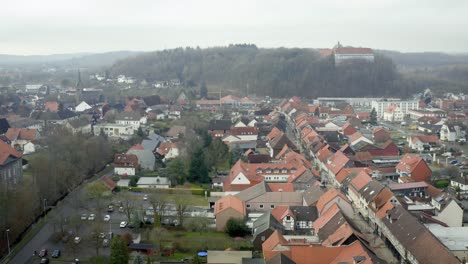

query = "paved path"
[348, 210, 399, 264]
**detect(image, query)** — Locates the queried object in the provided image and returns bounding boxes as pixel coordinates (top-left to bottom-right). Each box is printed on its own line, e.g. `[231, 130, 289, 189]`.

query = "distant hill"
[0, 51, 142, 68]
[110, 45, 401, 98]
[376, 50, 468, 68]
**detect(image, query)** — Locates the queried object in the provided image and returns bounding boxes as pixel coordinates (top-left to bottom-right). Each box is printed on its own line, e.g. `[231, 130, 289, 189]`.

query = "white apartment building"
[371, 99, 419, 119]
[93, 123, 134, 140]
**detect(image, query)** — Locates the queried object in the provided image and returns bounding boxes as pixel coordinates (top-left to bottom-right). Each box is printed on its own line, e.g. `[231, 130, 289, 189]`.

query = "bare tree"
[147, 191, 168, 227]
[173, 190, 193, 227]
[120, 192, 137, 222]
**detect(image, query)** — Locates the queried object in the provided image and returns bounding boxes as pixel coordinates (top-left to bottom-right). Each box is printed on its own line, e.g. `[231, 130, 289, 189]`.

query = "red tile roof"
[349, 171, 372, 192]
[326, 151, 351, 175]
[335, 167, 372, 184]
[396, 154, 432, 182]
[316, 189, 350, 215]
[230, 127, 259, 136]
[101, 176, 117, 190]
[313, 203, 341, 233]
[214, 195, 246, 216]
[0, 140, 22, 165]
[266, 127, 283, 141]
[156, 142, 177, 156]
[45, 101, 59, 112]
[271, 206, 295, 222]
[5, 128, 38, 141]
[267, 183, 295, 192]
[114, 154, 138, 168]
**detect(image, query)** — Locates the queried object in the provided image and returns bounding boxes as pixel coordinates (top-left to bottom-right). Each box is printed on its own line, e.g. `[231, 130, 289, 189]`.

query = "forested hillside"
[110, 45, 404, 98]
[110, 45, 468, 98]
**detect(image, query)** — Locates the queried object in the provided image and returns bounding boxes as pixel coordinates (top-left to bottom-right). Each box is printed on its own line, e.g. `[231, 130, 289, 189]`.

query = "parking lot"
[26, 190, 213, 263]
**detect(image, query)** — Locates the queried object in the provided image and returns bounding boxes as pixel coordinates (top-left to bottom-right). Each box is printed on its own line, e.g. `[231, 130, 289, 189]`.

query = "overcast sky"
[1, 0, 468, 55]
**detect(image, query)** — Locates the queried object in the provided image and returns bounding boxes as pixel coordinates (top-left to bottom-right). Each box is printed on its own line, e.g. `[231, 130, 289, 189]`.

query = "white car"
[88, 214, 95, 221]
[143, 194, 148, 201]
[119, 221, 127, 228]
[74, 236, 81, 244]
[80, 214, 87, 220]
[103, 215, 110, 221]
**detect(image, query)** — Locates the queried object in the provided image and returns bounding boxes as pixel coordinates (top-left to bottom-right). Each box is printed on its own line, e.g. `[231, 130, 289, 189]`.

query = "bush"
[435, 180, 450, 188]
[129, 176, 140, 187]
[225, 218, 250, 237]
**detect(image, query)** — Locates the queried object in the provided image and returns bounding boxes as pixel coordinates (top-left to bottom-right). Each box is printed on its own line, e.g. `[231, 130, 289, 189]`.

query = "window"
[274, 169, 279, 174]
[286, 215, 291, 221]
[256, 168, 262, 174]
[270, 204, 275, 209]
[259, 204, 264, 209]
[246, 204, 251, 208]
[281, 168, 288, 173]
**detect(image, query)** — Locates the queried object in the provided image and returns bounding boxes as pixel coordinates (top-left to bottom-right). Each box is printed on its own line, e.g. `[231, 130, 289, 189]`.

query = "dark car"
[40, 258, 49, 264]
[39, 249, 47, 257]
[51, 249, 61, 258]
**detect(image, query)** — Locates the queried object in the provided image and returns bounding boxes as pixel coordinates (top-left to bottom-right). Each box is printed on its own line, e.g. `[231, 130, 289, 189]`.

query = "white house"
[115, 111, 146, 132]
[371, 99, 419, 119]
[451, 177, 468, 196]
[440, 124, 465, 142]
[75, 101, 92, 112]
[383, 104, 404, 122]
[114, 154, 138, 176]
[432, 194, 463, 227]
[136, 177, 170, 188]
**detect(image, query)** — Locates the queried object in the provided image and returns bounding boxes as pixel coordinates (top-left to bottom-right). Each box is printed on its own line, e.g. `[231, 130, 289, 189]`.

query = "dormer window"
[273, 169, 279, 174]
[281, 168, 288, 173]
[266, 168, 272, 173]
[291, 168, 297, 173]
[256, 168, 262, 174]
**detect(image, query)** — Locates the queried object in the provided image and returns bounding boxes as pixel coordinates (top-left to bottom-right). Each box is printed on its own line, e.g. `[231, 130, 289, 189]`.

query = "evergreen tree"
[200, 81, 208, 98]
[188, 147, 210, 183]
[370, 107, 378, 125]
[314, 107, 320, 118]
[110, 236, 129, 264]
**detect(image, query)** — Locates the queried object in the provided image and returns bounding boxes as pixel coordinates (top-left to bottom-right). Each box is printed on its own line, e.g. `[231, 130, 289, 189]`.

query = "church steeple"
[76, 69, 83, 104]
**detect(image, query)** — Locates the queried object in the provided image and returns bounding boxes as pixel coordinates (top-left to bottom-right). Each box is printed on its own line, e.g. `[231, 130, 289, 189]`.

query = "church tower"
[75, 70, 83, 104]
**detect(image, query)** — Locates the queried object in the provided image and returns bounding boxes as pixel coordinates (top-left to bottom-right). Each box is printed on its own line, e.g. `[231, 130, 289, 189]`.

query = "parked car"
[39, 249, 47, 257]
[119, 206, 124, 213]
[40, 258, 49, 264]
[143, 194, 148, 201]
[88, 214, 95, 221]
[99, 232, 106, 239]
[80, 214, 87, 220]
[119, 221, 127, 228]
[74, 237, 81, 244]
[72, 259, 80, 264]
[103, 215, 110, 221]
[107, 205, 114, 212]
[51, 249, 60, 258]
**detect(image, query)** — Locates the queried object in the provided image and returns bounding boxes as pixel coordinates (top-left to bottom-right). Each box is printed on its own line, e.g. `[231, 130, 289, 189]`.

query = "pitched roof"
[44, 101, 59, 112]
[214, 195, 246, 216]
[335, 167, 372, 184]
[0, 140, 22, 165]
[316, 189, 350, 214]
[208, 119, 232, 130]
[313, 203, 340, 232]
[253, 211, 283, 239]
[359, 181, 385, 203]
[271, 206, 295, 222]
[266, 127, 283, 141]
[101, 176, 117, 190]
[395, 154, 425, 173]
[114, 153, 138, 167]
[349, 171, 372, 192]
[326, 151, 351, 175]
[5, 128, 38, 141]
[262, 230, 288, 254]
[383, 205, 459, 264]
[303, 185, 325, 206]
[267, 183, 295, 192]
[236, 181, 271, 202]
[270, 133, 297, 151]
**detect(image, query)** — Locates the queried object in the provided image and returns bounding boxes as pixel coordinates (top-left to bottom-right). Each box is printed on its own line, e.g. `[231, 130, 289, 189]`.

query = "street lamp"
[6, 229, 10, 255]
